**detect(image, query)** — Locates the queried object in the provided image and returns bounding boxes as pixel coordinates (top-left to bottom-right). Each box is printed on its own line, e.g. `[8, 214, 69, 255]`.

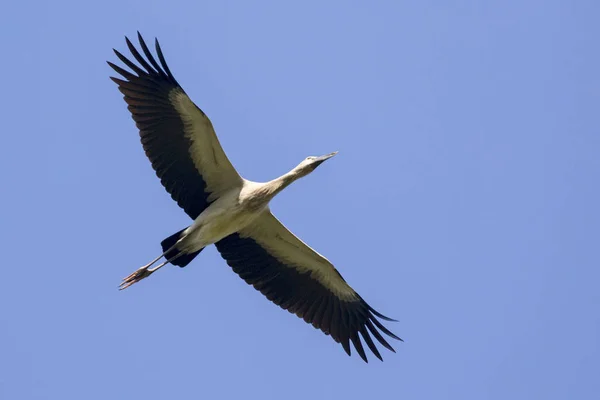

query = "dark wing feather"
[215, 213, 401, 363]
[108, 33, 240, 219]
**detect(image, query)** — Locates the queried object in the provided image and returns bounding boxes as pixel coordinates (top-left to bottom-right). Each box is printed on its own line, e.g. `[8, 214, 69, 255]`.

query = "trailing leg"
[118, 228, 204, 290]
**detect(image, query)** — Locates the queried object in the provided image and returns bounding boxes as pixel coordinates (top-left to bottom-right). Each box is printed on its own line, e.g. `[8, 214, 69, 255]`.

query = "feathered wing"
[108, 33, 242, 219]
[215, 211, 401, 362]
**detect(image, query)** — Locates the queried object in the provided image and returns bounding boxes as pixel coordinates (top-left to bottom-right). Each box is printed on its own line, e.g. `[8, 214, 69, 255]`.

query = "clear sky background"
[1, 1, 598, 399]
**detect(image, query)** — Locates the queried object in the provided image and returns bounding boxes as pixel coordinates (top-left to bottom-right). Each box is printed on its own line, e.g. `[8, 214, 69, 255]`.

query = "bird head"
[295, 151, 338, 177]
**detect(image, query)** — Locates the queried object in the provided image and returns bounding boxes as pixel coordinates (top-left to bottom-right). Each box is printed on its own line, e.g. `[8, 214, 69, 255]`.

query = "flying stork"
[108, 33, 401, 362]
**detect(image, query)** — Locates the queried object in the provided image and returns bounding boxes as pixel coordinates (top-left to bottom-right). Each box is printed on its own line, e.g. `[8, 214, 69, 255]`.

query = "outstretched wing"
[108, 33, 242, 219]
[215, 211, 401, 362]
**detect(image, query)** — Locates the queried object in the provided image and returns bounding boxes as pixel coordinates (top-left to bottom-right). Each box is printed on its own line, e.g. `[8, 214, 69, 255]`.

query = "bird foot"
[119, 267, 154, 290]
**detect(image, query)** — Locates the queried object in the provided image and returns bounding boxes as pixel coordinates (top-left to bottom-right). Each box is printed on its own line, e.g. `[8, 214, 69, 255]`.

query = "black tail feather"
[160, 228, 203, 268]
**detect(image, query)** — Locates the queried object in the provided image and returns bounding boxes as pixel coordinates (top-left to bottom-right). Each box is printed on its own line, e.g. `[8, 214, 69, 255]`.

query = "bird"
[108, 33, 401, 362]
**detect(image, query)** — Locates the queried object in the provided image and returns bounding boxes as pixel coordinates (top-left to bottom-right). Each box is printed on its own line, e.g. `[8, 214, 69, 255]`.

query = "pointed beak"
[314, 151, 338, 163]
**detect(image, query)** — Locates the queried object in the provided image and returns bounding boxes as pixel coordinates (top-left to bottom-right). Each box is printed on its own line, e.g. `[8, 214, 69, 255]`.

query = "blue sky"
[1, 0, 598, 398]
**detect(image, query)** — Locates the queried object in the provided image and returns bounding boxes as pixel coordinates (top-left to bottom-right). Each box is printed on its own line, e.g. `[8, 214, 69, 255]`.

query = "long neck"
[265, 168, 302, 199]
[249, 167, 303, 209]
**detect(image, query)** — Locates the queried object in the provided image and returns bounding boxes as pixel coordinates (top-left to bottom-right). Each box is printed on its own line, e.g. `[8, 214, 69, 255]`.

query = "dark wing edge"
[215, 233, 402, 363]
[107, 32, 210, 219]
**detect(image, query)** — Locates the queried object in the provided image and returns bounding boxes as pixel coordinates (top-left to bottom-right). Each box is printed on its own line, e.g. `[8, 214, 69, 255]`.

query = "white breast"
[181, 187, 268, 252]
